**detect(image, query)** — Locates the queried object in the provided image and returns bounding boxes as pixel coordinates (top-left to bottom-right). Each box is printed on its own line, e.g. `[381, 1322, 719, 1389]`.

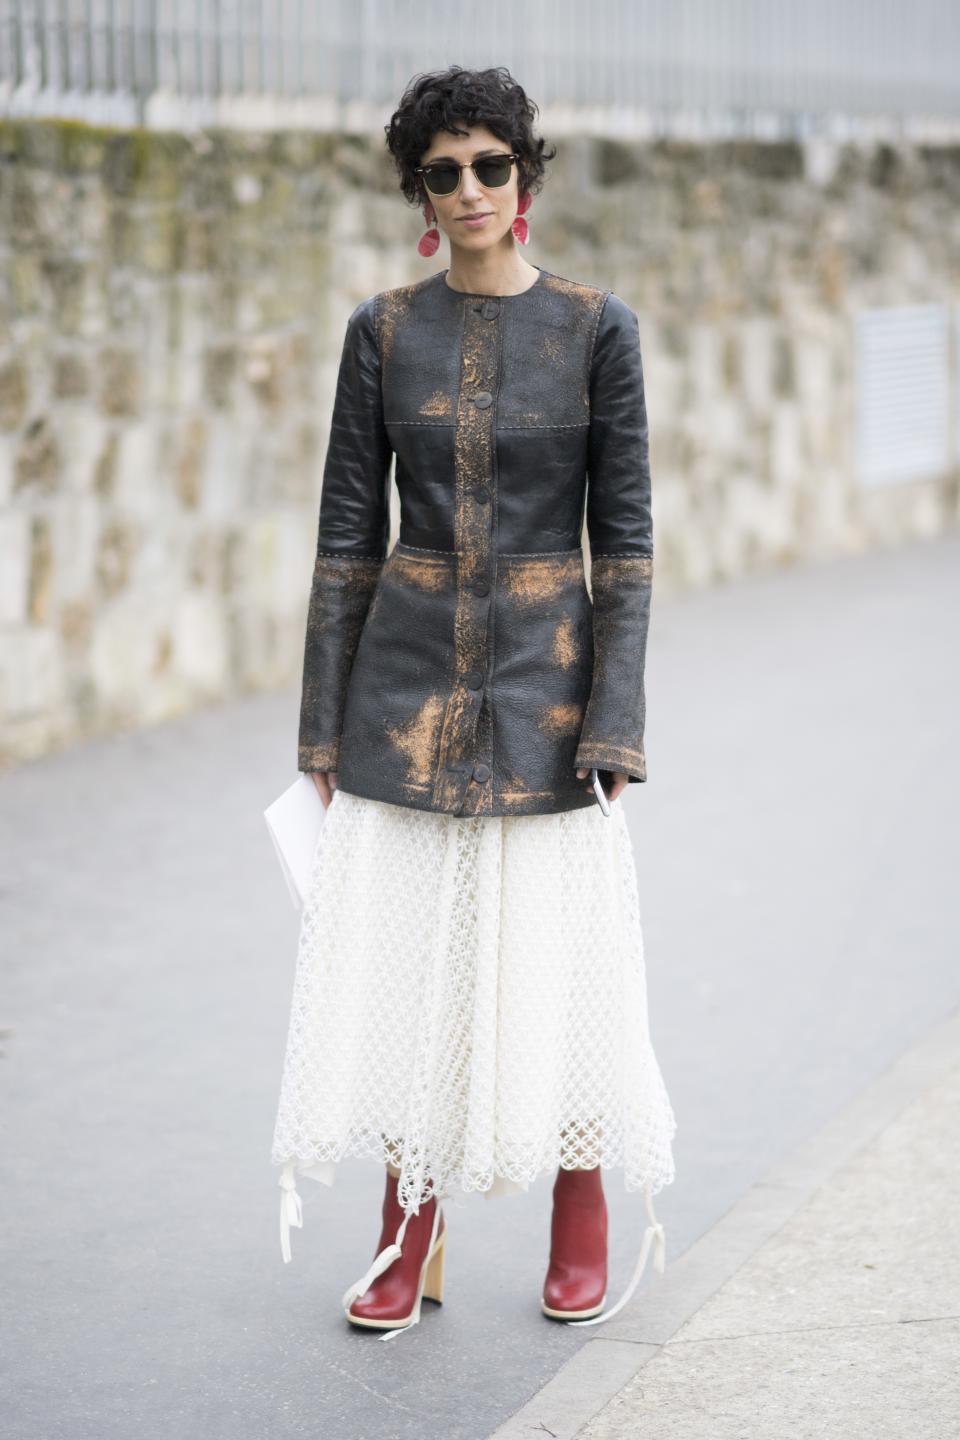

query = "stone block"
[89, 595, 155, 706]
[28, 513, 54, 622]
[0, 357, 29, 430]
[14, 416, 61, 495]
[0, 510, 29, 623]
[50, 494, 98, 600]
[0, 625, 61, 717]
[97, 348, 142, 418]
[172, 591, 228, 691]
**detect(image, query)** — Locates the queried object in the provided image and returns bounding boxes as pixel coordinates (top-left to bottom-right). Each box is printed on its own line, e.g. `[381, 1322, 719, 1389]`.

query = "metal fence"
[1, 0, 959, 136]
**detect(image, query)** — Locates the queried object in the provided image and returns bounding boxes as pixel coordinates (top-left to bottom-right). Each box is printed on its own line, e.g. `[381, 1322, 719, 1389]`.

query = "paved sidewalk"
[493, 1006, 960, 1439]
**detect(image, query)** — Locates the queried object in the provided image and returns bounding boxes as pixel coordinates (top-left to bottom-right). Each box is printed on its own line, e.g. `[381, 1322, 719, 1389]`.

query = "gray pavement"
[1, 531, 958, 1439]
[582, 1043, 960, 1440]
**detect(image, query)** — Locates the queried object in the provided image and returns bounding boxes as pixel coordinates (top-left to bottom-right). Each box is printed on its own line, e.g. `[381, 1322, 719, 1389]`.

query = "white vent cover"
[854, 304, 950, 486]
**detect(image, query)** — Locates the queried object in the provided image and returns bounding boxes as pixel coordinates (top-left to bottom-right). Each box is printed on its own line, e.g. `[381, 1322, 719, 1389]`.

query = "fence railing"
[1, 0, 959, 136]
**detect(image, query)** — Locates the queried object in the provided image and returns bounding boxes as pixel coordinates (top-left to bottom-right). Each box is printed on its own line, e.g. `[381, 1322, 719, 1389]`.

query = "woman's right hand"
[310, 770, 338, 809]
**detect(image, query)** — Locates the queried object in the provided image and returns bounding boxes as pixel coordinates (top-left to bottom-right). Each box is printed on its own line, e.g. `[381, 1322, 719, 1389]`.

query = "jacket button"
[481, 301, 500, 320]
[463, 669, 484, 689]
[472, 390, 493, 408]
[472, 579, 490, 596]
[473, 486, 490, 504]
[472, 762, 491, 782]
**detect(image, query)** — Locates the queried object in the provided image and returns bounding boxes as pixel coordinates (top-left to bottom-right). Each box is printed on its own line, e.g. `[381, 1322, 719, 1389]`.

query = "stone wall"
[1, 119, 958, 765]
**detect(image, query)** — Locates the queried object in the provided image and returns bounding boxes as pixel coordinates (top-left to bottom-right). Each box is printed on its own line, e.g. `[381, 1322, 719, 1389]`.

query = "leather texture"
[298, 264, 654, 816]
[542, 1164, 609, 1316]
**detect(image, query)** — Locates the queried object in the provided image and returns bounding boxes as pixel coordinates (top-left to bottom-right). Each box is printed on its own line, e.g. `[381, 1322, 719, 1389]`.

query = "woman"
[271, 64, 677, 1338]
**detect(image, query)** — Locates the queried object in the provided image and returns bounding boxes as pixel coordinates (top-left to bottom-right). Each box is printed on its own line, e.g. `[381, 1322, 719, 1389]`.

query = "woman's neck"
[444, 246, 540, 297]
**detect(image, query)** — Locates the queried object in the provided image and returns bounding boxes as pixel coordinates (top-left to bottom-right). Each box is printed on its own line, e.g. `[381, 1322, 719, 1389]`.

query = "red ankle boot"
[541, 1164, 607, 1320]
[343, 1170, 446, 1336]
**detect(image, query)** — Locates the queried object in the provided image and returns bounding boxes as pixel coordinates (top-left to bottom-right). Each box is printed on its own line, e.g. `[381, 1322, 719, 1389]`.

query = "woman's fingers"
[608, 771, 629, 801]
[575, 767, 630, 801]
[310, 770, 338, 809]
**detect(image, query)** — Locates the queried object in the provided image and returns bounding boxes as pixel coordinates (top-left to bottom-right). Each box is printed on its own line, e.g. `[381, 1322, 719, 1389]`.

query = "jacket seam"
[395, 544, 583, 557]
[384, 420, 590, 430]
[315, 550, 384, 559]
[576, 743, 647, 760]
[500, 548, 584, 557]
[395, 542, 456, 555]
[585, 289, 614, 396]
[371, 292, 384, 369]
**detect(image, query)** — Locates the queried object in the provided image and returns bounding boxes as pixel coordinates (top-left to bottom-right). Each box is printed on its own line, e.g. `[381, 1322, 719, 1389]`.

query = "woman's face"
[417, 124, 520, 254]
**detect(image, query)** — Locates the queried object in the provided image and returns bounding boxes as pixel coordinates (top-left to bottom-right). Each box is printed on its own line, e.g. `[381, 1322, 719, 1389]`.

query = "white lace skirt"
[271, 786, 678, 1322]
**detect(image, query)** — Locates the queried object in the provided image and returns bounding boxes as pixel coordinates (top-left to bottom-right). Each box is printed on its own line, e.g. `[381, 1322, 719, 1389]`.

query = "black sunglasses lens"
[475, 157, 513, 187]
[424, 165, 460, 195]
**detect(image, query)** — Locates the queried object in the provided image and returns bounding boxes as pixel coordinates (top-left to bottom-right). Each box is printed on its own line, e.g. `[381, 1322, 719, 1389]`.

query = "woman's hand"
[576, 766, 630, 803]
[310, 770, 338, 809]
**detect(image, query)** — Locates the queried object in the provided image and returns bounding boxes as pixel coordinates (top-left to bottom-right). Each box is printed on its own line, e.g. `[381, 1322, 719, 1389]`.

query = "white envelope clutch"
[264, 773, 327, 910]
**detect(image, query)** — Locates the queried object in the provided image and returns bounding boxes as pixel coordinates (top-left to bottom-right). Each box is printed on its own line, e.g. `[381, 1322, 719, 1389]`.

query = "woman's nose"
[460, 169, 484, 201]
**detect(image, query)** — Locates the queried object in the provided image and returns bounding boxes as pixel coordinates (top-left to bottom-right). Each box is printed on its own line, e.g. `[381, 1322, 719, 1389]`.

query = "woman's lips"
[458, 213, 492, 227]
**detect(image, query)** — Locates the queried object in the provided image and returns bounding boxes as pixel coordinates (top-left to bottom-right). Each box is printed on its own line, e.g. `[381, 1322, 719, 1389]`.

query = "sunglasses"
[414, 152, 519, 197]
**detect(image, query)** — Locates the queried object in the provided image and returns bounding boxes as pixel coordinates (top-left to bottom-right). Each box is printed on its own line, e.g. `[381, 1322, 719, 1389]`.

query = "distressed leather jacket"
[297, 264, 653, 817]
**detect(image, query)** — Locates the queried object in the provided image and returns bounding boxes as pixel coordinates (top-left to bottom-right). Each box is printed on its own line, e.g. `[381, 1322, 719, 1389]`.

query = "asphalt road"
[1, 531, 957, 1439]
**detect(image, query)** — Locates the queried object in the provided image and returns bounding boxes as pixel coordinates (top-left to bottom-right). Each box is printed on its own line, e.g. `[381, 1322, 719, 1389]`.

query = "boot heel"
[422, 1226, 446, 1303]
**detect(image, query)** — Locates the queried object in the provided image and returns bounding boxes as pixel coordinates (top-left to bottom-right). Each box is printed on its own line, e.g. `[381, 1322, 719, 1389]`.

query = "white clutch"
[264, 773, 327, 910]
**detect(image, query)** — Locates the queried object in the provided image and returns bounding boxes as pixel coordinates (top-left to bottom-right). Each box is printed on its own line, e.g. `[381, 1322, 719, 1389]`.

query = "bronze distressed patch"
[542, 274, 601, 303]
[376, 284, 418, 364]
[419, 388, 453, 418]
[500, 552, 585, 606]
[398, 780, 433, 802]
[574, 741, 647, 780]
[298, 553, 383, 775]
[540, 275, 609, 410]
[312, 553, 383, 591]
[538, 701, 585, 738]
[431, 294, 500, 813]
[388, 550, 452, 592]
[496, 766, 542, 802]
[539, 332, 565, 365]
[574, 551, 652, 783]
[589, 553, 654, 585]
[385, 691, 446, 788]
[495, 763, 573, 812]
[551, 613, 580, 668]
[298, 742, 340, 772]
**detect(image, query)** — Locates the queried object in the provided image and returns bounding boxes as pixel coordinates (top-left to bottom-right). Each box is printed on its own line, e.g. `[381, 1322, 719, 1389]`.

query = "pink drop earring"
[417, 200, 440, 257]
[512, 190, 532, 245]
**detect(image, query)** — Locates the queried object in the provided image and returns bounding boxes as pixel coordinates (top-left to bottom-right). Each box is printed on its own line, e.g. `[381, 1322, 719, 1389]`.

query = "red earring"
[417, 200, 440, 257]
[512, 190, 532, 246]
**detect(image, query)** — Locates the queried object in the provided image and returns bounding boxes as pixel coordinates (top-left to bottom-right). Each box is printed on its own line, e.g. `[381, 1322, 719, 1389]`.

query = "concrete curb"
[487, 1002, 960, 1439]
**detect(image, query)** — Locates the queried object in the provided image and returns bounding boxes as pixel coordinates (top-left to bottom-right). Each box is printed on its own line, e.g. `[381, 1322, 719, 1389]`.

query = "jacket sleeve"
[573, 292, 654, 785]
[298, 295, 393, 773]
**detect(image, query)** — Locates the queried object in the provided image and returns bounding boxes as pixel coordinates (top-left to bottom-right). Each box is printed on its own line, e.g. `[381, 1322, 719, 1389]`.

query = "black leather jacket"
[297, 264, 653, 816]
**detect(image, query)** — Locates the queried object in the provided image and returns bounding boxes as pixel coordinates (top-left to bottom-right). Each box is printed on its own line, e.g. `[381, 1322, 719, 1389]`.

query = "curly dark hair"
[384, 64, 557, 207]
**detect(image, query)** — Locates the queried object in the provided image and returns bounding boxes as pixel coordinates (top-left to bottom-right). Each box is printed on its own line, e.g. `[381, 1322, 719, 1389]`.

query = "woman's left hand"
[575, 767, 630, 802]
